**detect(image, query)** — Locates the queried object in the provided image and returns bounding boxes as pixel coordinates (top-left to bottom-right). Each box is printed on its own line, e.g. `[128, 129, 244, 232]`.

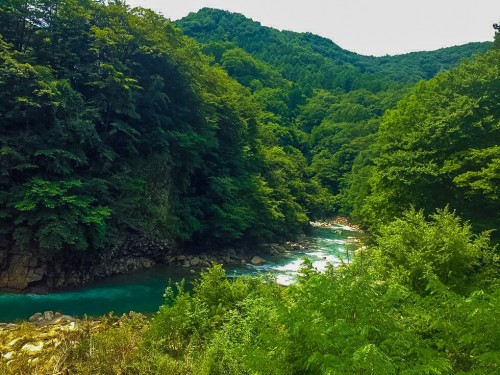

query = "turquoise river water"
[0, 225, 359, 322]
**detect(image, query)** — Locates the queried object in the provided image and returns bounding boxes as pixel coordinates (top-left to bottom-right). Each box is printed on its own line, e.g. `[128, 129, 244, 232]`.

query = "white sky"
[125, 0, 500, 56]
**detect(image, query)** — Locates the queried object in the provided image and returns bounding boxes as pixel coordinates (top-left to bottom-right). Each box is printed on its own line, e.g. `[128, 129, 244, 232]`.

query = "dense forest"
[177, 8, 498, 238]
[0, 3, 494, 258]
[0, 0, 316, 260]
[0, 1, 499, 374]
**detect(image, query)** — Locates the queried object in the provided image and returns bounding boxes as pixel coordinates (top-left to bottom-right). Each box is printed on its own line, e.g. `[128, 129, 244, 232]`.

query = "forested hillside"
[0, 0, 324, 267]
[353, 50, 500, 236]
[176, 8, 497, 237]
[178, 8, 490, 86]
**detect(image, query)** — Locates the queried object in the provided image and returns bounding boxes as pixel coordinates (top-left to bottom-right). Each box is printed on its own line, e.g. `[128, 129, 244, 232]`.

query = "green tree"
[373, 208, 495, 294]
[13, 178, 110, 253]
[493, 23, 500, 50]
[360, 50, 500, 235]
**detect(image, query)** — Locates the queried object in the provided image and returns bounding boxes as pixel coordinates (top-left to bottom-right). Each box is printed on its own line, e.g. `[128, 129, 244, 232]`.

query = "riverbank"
[310, 217, 364, 232]
[0, 224, 365, 371]
[1, 215, 360, 295]
[0, 231, 309, 294]
[0, 225, 361, 323]
[0, 311, 147, 374]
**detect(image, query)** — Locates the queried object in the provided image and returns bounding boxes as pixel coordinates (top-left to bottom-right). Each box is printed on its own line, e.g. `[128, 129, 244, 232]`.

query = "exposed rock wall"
[0, 231, 309, 293]
[0, 234, 174, 293]
[0, 247, 47, 292]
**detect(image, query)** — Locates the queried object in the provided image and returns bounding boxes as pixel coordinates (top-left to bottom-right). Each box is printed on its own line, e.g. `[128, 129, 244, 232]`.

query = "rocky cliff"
[0, 234, 173, 293]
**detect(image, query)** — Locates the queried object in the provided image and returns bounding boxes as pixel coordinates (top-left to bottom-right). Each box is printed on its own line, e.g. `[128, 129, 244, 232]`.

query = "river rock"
[0, 248, 47, 292]
[3, 352, 13, 360]
[61, 315, 76, 322]
[43, 311, 54, 321]
[269, 247, 280, 256]
[251, 256, 266, 265]
[190, 257, 201, 266]
[271, 244, 286, 253]
[175, 255, 187, 263]
[51, 317, 64, 325]
[8, 338, 21, 347]
[29, 312, 43, 322]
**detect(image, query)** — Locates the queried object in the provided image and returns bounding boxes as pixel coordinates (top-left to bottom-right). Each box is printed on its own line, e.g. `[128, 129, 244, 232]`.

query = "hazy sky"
[125, 0, 500, 56]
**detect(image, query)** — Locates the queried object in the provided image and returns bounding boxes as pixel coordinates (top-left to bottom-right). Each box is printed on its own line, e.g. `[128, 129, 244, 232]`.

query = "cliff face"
[0, 235, 174, 293]
[0, 247, 46, 292]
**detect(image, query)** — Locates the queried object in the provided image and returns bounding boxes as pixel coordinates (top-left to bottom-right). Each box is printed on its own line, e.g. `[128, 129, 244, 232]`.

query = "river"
[0, 225, 360, 322]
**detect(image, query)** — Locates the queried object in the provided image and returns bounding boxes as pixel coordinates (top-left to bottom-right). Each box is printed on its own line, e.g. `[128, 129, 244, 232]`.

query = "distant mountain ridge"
[177, 8, 491, 86]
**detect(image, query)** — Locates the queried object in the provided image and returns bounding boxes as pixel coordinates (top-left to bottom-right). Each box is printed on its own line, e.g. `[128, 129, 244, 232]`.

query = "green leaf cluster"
[352, 50, 500, 237]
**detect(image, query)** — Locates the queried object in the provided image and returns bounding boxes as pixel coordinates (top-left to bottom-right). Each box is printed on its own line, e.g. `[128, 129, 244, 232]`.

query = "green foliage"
[1, 0, 495, 294]
[73, 210, 495, 374]
[373, 208, 496, 294]
[444, 146, 500, 200]
[177, 8, 490, 89]
[0, 0, 321, 259]
[177, 8, 493, 230]
[357, 50, 500, 236]
[12, 178, 110, 253]
[68, 313, 150, 375]
[1, 3, 499, 374]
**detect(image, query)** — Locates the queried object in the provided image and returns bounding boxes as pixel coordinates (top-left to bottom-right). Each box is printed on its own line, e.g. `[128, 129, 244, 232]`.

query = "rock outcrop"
[0, 247, 47, 292]
[0, 233, 174, 293]
[250, 256, 266, 265]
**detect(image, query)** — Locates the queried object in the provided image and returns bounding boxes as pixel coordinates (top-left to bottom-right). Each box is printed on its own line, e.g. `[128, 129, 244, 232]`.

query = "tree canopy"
[353, 49, 500, 237]
[0, 0, 313, 259]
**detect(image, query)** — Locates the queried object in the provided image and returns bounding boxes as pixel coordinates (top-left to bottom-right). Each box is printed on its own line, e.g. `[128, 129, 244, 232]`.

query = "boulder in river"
[190, 257, 201, 266]
[251, 256, 266, 265]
